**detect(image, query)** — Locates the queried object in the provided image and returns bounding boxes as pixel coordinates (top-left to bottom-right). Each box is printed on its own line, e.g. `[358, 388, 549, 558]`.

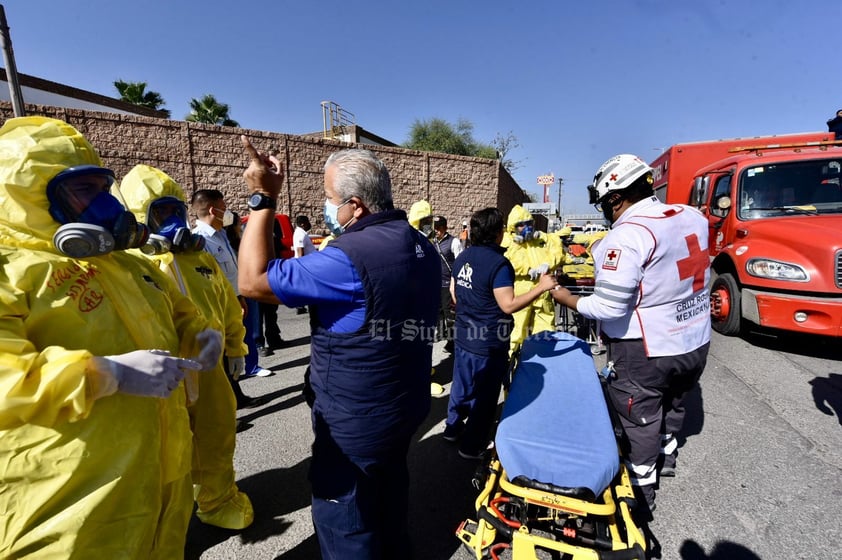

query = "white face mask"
[222, 209, 235, 228]
[211, 205, 235, 228]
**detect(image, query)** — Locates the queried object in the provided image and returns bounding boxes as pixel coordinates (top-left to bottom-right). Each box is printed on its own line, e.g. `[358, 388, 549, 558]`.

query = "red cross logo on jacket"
[676, 234, 708, 291]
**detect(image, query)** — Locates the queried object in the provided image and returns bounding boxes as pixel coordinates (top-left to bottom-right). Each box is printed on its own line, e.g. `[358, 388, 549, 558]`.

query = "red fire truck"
[650, 132, 842, 337]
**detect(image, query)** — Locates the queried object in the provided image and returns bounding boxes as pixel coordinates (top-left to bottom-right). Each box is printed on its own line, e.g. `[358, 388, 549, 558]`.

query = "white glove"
[228, 356, 245, 381]
[193, 329, 223, 371]
[528, 263, 550, 281]
[93, 350, 201, 398]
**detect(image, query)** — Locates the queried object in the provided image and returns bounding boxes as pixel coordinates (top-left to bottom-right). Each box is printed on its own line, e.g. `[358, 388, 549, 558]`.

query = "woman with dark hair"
[444, 207, 558, 459]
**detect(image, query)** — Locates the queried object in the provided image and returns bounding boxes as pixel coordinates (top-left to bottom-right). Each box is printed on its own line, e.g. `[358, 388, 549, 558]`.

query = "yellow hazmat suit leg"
[121, 164, 253, 531]
[190, 368, 253, 529]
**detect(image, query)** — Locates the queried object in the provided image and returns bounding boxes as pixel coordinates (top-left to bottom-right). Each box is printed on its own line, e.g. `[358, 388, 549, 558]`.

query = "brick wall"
[1, 103, 527, 234]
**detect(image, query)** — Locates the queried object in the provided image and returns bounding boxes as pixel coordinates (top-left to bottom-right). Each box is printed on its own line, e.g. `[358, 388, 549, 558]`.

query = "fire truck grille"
[837, 251, 842, 289]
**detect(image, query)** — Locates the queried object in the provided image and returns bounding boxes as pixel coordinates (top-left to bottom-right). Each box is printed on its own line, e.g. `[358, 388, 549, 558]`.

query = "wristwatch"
[247, 192, 276, 211]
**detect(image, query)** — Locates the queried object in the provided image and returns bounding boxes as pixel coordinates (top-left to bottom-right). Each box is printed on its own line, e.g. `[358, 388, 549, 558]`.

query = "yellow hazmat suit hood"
[0, 117, 103, 250]
[507, 205, 533, 233]
[408, 200, 432, 229]
[120, 164, 187, 222]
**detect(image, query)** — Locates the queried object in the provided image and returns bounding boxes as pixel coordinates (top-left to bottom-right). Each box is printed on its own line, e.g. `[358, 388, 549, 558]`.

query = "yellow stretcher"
[456, 332, 646, 560]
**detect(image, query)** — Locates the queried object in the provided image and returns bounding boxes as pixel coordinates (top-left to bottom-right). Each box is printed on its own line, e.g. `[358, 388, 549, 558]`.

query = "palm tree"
[113, 80, 170, 117]
[185, 94, 239, 127]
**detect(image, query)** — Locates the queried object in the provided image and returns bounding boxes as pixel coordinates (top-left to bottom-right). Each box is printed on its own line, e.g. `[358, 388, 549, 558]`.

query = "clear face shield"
[148, 197, 188, 233]
[47, 166, 149, 258]
[47, 166, 118, 225]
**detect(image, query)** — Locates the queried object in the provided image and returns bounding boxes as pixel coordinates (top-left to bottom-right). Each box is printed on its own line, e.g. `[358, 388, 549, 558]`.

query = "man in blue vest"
[237, 138, 440, 560]
[433, 215, 462, 351]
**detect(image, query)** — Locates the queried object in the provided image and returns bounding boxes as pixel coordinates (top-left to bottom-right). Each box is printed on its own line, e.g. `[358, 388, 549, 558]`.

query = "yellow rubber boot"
[196, 491, 255, 530]
[430, 367, 444, 395]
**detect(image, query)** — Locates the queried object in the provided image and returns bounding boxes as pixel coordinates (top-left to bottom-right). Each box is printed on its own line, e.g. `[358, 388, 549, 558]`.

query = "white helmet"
[588, 154, 653, 204]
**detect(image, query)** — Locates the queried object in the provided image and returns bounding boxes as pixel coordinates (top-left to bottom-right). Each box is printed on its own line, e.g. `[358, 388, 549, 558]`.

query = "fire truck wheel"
[710, 273, 742, 336]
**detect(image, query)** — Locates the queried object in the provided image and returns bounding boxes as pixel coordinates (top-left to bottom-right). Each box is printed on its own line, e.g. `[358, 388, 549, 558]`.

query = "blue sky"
[6, 0, 841, 214]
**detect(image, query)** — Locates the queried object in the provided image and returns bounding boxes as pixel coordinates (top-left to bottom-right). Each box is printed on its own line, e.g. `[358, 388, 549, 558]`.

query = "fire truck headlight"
[745, 258, 809, 282]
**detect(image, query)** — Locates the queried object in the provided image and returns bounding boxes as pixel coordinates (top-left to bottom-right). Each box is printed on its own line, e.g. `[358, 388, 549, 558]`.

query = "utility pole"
[557, 176, 564, 226]
[0, 4, 25, 116]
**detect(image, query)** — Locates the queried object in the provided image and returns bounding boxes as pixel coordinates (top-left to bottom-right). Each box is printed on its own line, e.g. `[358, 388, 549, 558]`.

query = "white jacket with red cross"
[576, 196, 711, 357]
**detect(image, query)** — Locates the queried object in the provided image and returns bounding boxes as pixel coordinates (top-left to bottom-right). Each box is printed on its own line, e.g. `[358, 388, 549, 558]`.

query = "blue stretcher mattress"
[495, 332, 619, 498]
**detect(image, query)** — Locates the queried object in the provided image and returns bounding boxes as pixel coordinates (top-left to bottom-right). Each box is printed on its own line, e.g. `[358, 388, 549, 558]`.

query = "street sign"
[537, 173, 555, 203]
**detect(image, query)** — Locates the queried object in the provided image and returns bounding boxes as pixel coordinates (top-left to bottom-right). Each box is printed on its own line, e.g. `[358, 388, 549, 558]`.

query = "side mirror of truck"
[690, 177, 708, 206]
[710, 194, 732, 218]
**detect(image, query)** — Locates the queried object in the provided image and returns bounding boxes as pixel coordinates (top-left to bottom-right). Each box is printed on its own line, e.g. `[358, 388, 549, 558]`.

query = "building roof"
[0, 68, 169, 118]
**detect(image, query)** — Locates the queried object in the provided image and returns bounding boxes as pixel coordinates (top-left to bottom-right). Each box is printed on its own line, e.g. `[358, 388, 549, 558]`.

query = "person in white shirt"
[551, 154, 711, 519]
[291, 215, 316, 314]
[191, 190, 272, 385]
[293, 215, 316, 257]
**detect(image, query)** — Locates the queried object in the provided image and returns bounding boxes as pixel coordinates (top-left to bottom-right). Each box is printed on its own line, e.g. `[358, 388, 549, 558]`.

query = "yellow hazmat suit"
[559, 231, 607, 282]
[408, 199, 433, 229]
[408, 200, 445, 395]
[0, 117, 213, 559]
[504, 205, 563, 353]
[120, 164, 253, 530]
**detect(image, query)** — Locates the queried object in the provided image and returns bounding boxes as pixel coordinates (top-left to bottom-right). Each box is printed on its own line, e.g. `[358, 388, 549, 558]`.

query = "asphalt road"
[186, 307, 842, 560]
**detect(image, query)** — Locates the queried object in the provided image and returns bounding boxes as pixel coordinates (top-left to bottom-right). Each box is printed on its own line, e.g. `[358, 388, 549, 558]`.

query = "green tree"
[113, 80, 171, 117]
[403, 118, 496, 158]
[403, 118, 521, 172]
[185, 94, 239, 127]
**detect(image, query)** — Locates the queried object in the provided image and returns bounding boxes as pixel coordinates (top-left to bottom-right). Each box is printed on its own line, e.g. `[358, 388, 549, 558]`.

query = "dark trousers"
[309, 412, 412, 560]
[254, 302, 282, 348]
[605, 339, 709, 487]
[446, 346, 507, 454]
[243, 298, 260, 374]
[437, 286, 453, 342]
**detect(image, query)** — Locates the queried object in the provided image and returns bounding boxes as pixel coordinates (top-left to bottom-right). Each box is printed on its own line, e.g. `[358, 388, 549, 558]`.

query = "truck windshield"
[738, 158, 842, 219]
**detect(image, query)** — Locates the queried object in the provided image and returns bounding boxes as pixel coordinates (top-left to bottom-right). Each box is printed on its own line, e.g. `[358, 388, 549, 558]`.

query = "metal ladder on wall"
[321, 101, 355, 140]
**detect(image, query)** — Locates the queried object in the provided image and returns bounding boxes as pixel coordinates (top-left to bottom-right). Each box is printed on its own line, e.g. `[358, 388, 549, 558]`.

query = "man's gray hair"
[324, 149, 394, 213]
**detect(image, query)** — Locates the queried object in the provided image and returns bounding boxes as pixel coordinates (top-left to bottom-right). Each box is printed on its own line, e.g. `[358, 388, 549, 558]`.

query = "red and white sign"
[537, 173, 555, 203]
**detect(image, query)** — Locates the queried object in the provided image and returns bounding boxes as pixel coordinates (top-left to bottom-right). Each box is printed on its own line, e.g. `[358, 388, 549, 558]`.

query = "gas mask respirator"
[512, 221, 538, 244]
[140, 208, 205, 255]
[48, 166, 149, 259]
[419, 218, 435, 239]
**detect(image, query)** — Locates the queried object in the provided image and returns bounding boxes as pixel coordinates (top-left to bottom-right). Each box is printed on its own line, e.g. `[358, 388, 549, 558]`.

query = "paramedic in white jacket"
[551, 154, 711, 518]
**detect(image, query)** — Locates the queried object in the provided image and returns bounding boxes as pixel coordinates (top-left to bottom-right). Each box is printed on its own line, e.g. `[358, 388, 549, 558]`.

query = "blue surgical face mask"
[324, 199, 351, 236]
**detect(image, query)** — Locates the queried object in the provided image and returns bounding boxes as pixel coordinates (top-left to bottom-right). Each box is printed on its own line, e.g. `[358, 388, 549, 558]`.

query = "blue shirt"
[267, 246, 366, 333]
